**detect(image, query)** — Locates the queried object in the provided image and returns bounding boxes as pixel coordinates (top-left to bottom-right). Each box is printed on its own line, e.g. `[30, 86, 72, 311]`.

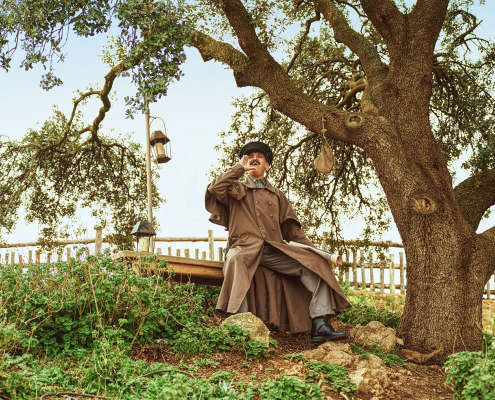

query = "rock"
[301, 341, 353, 363]
[349, 354, 390, 395]
[322, 350, 354, 368]
[221, 312, 270, 345]
[350, 321, 401, 352]
[283, 363, 305, 377]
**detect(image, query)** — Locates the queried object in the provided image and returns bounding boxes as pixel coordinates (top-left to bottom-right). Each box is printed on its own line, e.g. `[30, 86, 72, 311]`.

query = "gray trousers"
[237, 244, 334, 318]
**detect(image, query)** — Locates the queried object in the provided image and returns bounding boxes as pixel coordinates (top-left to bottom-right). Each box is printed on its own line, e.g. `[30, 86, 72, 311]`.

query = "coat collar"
[241, 176, 279, 196]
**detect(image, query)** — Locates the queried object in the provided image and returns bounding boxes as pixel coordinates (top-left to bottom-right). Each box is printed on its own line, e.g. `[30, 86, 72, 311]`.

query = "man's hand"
[240, 155, 257, 171]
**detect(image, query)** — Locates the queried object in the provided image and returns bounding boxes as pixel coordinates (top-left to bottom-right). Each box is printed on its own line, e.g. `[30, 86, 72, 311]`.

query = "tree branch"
[454, 169, 495, 230]
[313, 0, 388, 83]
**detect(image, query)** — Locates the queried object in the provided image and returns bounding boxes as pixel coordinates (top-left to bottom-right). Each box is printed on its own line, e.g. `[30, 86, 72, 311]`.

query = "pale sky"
[1, 1, 494, 251]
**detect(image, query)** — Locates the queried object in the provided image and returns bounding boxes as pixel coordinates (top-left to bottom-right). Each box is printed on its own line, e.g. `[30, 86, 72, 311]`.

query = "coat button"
[270, 214, 273, 218]
[253, 190, 256, 192]
[255, 201, 259, 204]
[268, 202, 272, 205]
[256, 213, 260, 217]
[238, 234, 241, 237]
[272, 228, 276, 231]
[260, 226, 263, 230]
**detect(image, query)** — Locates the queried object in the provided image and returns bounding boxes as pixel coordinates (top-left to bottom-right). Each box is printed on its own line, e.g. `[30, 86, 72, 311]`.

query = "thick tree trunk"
[364, 100, 490, 359]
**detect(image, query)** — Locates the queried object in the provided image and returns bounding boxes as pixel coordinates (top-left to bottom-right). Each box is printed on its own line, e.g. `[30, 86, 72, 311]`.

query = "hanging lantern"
[130, 221, 156, 253]
[150, 130, 171, 164]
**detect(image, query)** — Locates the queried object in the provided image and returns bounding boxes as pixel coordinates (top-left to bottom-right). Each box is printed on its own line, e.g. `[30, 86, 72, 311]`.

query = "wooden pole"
[218, 247, 224, 262]
[380, 254, 385, 294]
[11, 251, 15, 265]
[202, 251, 206, 260]
[208, 230, 214, 261]
[176, 249, 181, 257]
[360, 250, 366, 290]
[145, 103, 153, 225]
[399, 252, 405, 295]
[4, 253, 8, 265]
[168, 247, 172, 256]
[28, 250, 33, 265]
[157, 248, 162, 255]
[389, 254, 395, 294]
[195, 249, 199, 259]
[322, 232, 328, 251]
[184, 249, 190, 258]
[94, 225, 103, 254]
[35, 250, 40, 264]
[369, 251, 374, 291]
[345, 251, 349, 282]
[66, 247, 71, 261]
[352, 249, 358, 289]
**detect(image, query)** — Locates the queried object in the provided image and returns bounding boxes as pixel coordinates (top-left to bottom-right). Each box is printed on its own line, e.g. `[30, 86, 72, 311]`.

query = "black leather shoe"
[311, 317, 348, 342]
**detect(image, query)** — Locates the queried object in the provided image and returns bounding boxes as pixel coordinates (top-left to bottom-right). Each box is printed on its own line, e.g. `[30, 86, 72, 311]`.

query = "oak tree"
[1, 0, 495, 358]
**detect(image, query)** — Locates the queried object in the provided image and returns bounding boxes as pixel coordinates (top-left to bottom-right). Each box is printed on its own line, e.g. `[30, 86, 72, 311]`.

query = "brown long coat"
[206, 163, 351, 332]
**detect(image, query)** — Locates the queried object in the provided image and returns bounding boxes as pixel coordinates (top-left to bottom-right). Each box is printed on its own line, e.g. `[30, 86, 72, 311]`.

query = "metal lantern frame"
[130, 220, 157, 253]
[149, 117, 172, 164]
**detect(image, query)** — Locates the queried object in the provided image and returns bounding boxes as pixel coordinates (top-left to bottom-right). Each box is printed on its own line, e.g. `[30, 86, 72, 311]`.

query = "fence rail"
[1, 226, 493, 299]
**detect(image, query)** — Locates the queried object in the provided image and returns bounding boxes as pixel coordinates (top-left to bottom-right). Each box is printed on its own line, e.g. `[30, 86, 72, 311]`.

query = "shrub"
[444, 345, 495, 400]
[337, 297, 401, 328]
[259, 375, 324, 400]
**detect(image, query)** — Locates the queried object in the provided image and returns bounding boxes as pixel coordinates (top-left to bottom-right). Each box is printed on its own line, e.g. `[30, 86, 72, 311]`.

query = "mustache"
[249, 160, 260, 165]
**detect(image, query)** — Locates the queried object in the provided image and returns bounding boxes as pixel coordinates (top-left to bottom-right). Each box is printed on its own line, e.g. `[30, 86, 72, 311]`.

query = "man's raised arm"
[208, 156, 256, 205]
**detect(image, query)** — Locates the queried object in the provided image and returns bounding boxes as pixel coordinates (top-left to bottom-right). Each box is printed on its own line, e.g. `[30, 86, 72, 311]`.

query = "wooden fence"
[1, 226, 494, 299]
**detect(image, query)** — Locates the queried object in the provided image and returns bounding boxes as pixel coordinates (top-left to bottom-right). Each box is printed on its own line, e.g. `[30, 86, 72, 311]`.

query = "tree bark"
[190, 0, 495, 359]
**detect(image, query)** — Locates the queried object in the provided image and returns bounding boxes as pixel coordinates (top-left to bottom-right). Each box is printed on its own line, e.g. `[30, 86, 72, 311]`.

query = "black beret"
[239, 141, 273, 164]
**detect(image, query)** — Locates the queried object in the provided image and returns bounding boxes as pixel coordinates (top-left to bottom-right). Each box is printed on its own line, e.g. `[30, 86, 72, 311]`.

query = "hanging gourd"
[314, 117, 334, 175]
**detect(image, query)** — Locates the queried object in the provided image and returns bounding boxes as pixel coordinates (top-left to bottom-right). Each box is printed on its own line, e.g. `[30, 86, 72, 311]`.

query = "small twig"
[40, 392, 109, 399]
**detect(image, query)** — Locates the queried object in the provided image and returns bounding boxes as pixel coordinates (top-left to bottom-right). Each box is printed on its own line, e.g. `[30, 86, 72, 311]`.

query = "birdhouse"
[150, 130, 171, 164]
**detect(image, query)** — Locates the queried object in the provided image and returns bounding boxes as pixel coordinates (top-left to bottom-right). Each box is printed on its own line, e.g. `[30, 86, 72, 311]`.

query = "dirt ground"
[127, 299, 495, 399]
[130, 321, 456, 400]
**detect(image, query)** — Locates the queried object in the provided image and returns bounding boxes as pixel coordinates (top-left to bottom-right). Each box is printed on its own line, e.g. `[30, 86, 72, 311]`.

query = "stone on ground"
[221, 312, 270, 345]
[350, 321, 403, 352]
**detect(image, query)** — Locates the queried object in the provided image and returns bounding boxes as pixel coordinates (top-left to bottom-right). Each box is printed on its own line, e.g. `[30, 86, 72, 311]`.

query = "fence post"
[94, 225, 103, 254]
[360, 250, 366, 290]
[369, 251, 374, 291]
[35, 250, 40, 264]
[195, 249, 199, 259]
[168, 247, 172, 256]
[218, 247, 224, 262]
[57, 251, 62, 262]
[184, 249, 190, 258]
[47, 252, 52, 264]
[28, 250, 33, 265]
[66, 247, 71, 261]
[380, 254, 385, 294]
[18, 254, 23, 266]
[157, 248, 162, 255]
[352, 249, 358, 289]
[202, 251, 206, 260]
[389, 254, 395, 295]
[208, 230, 214, 261]
[345, 251, 350, 282]
[322, 232, 328, 251]
[176, 249, 181, 257]
[4, 253, 8, 265]
[11, 251, 15, 265]
[399, 252, 405, 295]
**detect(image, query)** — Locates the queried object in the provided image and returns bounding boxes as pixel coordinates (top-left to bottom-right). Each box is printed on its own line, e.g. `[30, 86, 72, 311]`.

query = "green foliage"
[305, 361, 357, 395]
[0, 255, 207, 355]
[259, 375, 324, 400]
[172, 323, 270, 360]
[337, 296, 402, 329]
[350, 343, 404, 366]
[0, 109, 163, 248]
[444, 345, 495, 400]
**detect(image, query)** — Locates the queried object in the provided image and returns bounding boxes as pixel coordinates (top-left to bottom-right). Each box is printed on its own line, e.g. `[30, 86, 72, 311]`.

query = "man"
[205, 141, 351, 342]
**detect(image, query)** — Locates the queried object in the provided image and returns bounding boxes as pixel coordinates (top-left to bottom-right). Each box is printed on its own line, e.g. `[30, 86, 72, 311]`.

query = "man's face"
[246, 151, 270, 176]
